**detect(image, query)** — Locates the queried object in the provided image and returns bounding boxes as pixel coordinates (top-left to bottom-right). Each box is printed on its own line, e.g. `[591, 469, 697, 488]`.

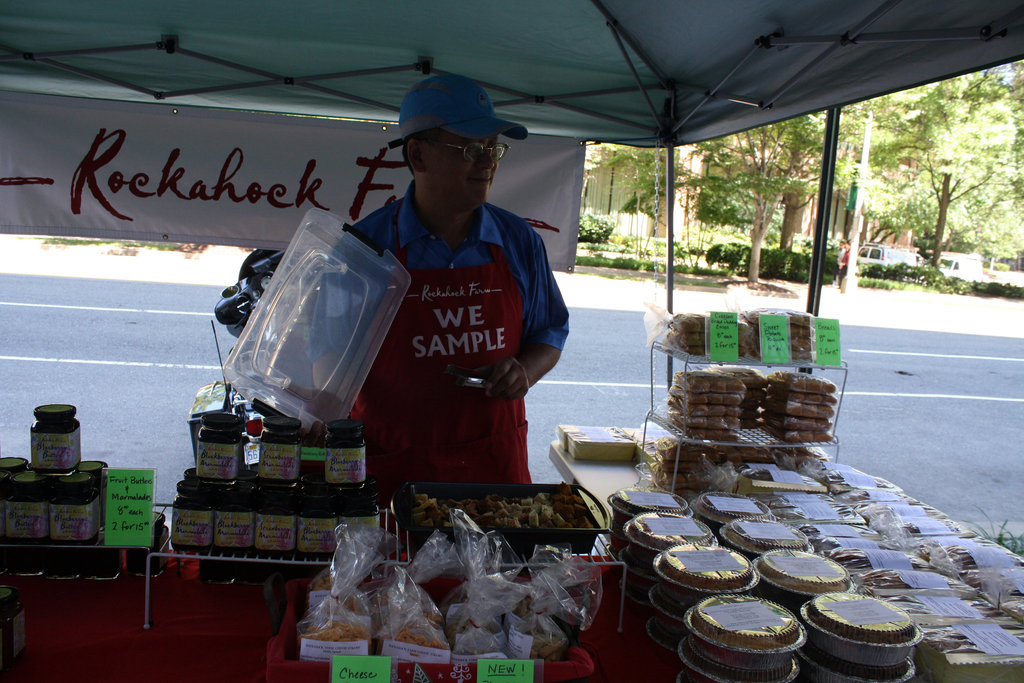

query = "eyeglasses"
[429, 140, 509, 162]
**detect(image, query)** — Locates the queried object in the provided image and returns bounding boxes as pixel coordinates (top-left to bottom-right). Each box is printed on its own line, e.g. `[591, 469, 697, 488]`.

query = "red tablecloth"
[0, 560, 682, 682]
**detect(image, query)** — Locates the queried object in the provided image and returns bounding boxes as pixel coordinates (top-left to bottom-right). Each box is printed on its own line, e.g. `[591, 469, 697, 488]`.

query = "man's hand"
[475, 343, 562, 401]
[481, 356, 531, 400]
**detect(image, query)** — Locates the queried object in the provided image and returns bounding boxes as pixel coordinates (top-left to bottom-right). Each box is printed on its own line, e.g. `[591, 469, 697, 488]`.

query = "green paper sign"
[330, 655, 391, 682]
[103, 468, 155, 547]
[708, 311, 739, 362]
[301, 446, 325, 462]
[759, 314, 791, 364]
[815, 317, 842, 365]
[478, 659, 535, 683]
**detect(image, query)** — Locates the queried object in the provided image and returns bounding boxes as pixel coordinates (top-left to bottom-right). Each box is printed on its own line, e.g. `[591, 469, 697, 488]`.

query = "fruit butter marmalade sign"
[0, 91, 583, 272]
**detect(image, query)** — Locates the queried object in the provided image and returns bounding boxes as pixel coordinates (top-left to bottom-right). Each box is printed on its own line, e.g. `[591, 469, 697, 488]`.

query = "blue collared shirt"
[352, 182, 569, 349]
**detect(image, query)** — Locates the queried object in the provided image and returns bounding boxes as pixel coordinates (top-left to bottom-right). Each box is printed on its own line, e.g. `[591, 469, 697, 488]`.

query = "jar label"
[214, 510, 255, 548]
[171, 508, 214, 548]
[6, 500, 49, 539]
[297, 516, 337, 554]
[196, 441, 240, 479]
[255, 513, 296, 552]
[325, 445, 366, 484]
[259, 442, 302, 481]
[341, 514, 379, 531]
[30, 428, 81, 470]
[49, 499, 100, 541]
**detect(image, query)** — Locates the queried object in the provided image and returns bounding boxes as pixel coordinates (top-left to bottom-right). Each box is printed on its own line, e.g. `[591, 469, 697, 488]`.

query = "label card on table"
[103, 468, 155, 547]
[770, 556, 843, 577]
[829, 599, 905, 626]
[645, 516, 705, 537]
[815, 318, 842, 366]
[331, 655, 391, 682]
[954, 624, 1024, 656]
[708, 311, 739, 362]
[705, 495, 763, 515]
[478, 659, 534, 683]
[758, 314, 791, 364]
[704, 602, 786, 630]
[671, 549, 745, 572]
[624, 491, 681, 508]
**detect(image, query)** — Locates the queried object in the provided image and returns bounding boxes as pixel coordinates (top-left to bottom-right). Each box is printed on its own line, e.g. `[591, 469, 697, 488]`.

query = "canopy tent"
[3, 0, 1024, 310]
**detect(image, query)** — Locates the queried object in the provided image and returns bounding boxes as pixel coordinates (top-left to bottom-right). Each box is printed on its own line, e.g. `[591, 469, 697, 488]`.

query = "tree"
[685, 114, 824, 282]
[868, 69, 1017, 265]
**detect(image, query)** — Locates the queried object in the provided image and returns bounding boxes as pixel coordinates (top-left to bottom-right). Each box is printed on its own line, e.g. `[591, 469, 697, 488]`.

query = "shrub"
[578, 213, 616, 243]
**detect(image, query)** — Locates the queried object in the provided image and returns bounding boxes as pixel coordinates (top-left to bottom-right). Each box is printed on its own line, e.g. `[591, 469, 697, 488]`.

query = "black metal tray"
[391, 481, 610, 557]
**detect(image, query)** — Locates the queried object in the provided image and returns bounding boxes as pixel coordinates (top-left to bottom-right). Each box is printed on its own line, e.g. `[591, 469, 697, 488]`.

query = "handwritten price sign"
[708, 311, 739, 362]
[758, 314, 791, 364]
[103, 468, 154, 547]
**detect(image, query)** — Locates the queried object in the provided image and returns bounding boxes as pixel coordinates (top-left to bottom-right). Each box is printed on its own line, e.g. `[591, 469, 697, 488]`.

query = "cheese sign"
[331, 655, 391, 681]
[708, 311, 739, 362]
[759, 314, 791, 364]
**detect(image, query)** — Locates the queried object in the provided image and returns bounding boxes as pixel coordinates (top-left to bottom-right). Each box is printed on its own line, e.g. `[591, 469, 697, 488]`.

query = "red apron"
[351, 221, 531, 507]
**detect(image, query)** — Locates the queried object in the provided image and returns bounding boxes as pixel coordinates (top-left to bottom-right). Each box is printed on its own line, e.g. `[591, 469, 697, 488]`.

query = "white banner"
[0, 92, 583, 271]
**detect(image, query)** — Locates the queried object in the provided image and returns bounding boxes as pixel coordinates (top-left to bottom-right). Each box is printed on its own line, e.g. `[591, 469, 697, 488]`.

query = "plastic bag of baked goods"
[372, 565, 451, 663]
[297, 524, 387, 661]
[406, 529, 464, 584]
[441, 509, 531, 661]
[527, 545, 603, 631]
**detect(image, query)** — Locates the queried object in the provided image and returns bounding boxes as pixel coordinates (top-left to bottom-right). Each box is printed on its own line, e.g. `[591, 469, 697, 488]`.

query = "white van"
[857, 243, 920, 267]
[939, 252, 985, 281]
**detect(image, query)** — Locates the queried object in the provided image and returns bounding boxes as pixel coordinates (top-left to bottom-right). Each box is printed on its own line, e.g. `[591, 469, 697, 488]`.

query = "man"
[837, 239, 850, 289]
[349, 73, 569, 505]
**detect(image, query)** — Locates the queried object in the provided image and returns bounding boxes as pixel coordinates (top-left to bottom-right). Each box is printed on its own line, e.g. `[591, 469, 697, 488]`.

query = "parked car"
[857, 243, 920, 267]
[939, 252, 986, 281]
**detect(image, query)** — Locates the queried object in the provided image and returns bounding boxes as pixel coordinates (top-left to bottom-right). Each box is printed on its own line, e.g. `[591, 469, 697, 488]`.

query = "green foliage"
[992, 262, 1010, 271]
[578, 213, 616, 243]
[858, 263, 1024, 298]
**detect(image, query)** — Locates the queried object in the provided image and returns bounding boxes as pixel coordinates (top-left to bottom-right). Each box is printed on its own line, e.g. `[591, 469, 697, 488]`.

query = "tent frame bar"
[806, 107, 842, 317]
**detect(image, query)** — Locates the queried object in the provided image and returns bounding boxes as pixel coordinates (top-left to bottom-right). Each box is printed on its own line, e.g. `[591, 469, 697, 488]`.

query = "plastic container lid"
[261, 415, 301, 434]
[0, 586, 20, 606]
[326, 419, 364, 441]
[222, 209, 411, 432]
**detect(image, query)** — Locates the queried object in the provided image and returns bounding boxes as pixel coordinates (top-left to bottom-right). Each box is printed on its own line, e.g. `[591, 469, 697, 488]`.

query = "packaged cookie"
[856, 567, 979, 599]
[374, 566, 450, 660]
[766, 370, 837, 396]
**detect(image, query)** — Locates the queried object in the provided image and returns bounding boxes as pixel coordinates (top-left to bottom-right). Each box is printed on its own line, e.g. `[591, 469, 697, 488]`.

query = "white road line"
[2, 356, 1022, 403]
[844, 391, 1024, 402]
[0, 301, 209, 316]
[849, 348, 1024, 362]
[0, 355, 220, 370]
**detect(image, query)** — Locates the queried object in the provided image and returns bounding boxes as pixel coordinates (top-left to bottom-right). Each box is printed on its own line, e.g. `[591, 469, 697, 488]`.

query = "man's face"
[410, 129, 500, 213]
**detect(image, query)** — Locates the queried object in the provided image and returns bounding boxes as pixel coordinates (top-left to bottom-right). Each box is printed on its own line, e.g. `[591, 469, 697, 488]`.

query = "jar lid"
[77, 460, 108, 474]
[0, 457, 29, 473]
[11, 471, 51, 496]
[199, 411, 244, 431]
[219, 481, 256, 506]
[33, 403, 77, 421]
[262, 415, 301, 433]
[326, 419, 363, 439]
[0, 586, 19, 606]
[55, 472, 93, 489]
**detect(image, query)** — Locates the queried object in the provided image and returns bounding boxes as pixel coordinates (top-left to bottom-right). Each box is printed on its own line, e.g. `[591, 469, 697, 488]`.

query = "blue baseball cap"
[398, 73, 528, 141]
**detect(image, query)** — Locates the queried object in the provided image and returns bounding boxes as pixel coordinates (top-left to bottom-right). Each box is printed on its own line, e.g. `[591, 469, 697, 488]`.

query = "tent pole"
[807, 106, 841, 316]
[665, 141, 676, 387]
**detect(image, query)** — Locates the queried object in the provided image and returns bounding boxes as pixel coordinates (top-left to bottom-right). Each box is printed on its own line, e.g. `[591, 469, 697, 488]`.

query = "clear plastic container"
[222, 209, 411, 432]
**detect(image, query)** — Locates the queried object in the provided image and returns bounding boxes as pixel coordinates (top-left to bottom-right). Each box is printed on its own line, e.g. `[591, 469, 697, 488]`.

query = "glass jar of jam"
[341, 477, 380, 531]
[125, 510, 169, 577]
[258, 416, 302, 486]
[5, 472, 50, 575]
[203, 481, 256, 584]
[297, 484, 337, 563]
[44, 472, 100, 579]
[324, 419, 365, 485]
[0, 586, 25, 670]
[195, 412, 244, 481]
[30, 404, 81, 474]
[76, 460, 108, 488]
[170, 479, 215, 554]
[0, 471, 9, 573]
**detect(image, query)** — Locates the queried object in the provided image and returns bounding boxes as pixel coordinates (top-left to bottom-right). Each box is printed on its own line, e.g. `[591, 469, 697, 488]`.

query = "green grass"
[39, 237, 201, 252]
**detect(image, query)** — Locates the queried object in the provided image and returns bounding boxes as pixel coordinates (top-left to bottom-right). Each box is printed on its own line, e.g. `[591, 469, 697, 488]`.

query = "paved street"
[1, 236, 1022, 534]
